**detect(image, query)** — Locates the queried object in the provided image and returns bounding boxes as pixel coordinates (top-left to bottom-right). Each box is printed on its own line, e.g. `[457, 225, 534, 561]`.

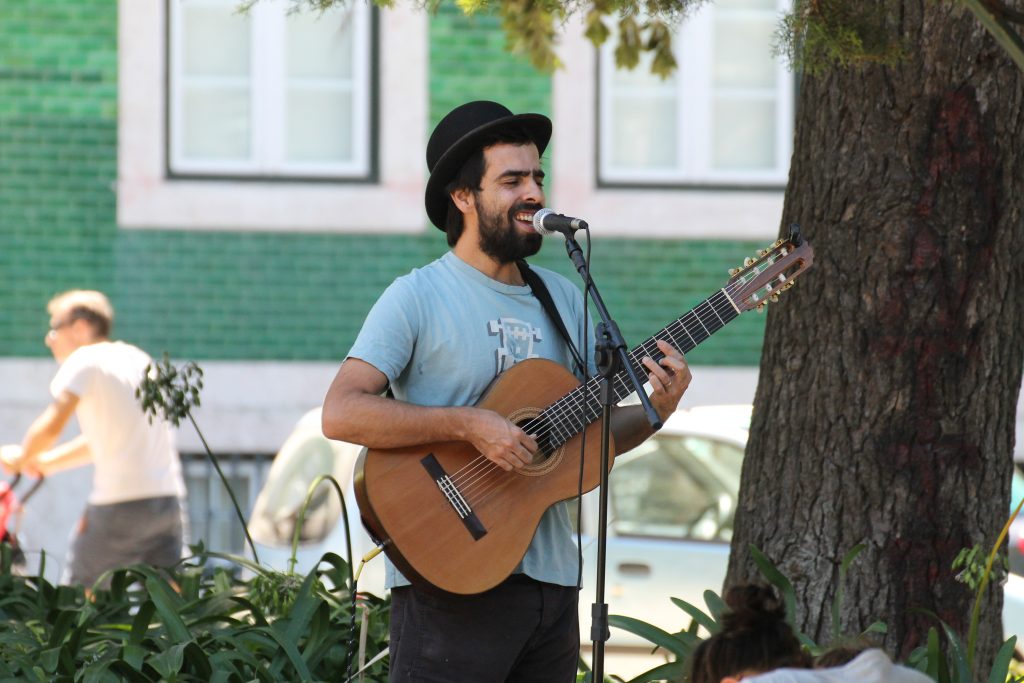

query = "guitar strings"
[450, 288, 741, 501]
[447, 280, 754, 505]
[450, 287, 747, 506]
[444, 266, 774, 508]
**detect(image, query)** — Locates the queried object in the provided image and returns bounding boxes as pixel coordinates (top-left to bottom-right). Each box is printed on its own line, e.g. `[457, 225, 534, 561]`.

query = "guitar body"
[354, 358, 612, 595]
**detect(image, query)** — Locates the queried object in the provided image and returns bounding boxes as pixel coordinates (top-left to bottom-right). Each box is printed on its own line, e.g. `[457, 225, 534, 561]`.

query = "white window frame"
[598, 2, 793, 187]
[118, 1, 426, 233]
[551, 10, 790, 240]
[167, 0, 373, 180]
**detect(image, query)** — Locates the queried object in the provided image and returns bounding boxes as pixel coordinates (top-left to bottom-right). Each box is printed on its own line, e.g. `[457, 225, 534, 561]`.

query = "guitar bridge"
[421, 454, 488, 541]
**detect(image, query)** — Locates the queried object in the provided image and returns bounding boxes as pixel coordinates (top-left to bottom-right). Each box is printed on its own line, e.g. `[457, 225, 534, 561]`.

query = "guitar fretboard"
[528, 288, 740, 451]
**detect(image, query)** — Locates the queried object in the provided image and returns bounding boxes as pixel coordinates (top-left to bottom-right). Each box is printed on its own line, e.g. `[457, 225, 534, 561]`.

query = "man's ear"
[70, 318, 102, 344]
[450, 187, 475, 215]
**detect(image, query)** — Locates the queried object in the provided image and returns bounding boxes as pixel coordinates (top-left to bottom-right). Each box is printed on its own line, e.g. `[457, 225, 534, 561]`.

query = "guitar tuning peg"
[744, 257, 755, 267]
[756, 304, 765, 313]
[770, 294, 780, 303]
[729, 267, 740, 276]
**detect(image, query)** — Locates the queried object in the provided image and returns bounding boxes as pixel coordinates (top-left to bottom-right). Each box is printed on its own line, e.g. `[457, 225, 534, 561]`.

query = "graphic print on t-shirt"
[488, 317, 543, 374]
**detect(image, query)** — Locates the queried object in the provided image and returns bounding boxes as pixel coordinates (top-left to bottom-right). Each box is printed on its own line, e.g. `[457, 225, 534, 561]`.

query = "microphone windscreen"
[532, 208, 557, 236]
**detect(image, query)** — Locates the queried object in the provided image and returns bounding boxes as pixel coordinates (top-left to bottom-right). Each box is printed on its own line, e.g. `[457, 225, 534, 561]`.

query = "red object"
[0, 481, 16, 544]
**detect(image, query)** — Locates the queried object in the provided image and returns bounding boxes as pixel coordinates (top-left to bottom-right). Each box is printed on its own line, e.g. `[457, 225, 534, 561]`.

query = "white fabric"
[746, 649, 932, 683]
[50, 341, 185, 505]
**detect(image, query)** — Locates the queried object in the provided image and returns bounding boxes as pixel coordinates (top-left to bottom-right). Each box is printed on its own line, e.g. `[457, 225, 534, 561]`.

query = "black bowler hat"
[424, 100, 552, 231]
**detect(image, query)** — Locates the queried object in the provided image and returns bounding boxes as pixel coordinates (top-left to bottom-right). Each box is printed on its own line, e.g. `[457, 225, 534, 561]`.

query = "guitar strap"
[516, 260, 587, 375]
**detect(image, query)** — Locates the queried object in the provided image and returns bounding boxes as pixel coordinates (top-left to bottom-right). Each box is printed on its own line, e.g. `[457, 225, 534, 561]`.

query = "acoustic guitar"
[354, 227, 814, 595]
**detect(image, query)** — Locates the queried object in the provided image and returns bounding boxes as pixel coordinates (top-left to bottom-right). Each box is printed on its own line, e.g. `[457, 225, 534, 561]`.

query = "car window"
[609, 434, 743, 542]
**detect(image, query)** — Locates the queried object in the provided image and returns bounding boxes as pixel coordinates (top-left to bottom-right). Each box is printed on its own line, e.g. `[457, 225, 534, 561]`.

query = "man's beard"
[476, 200, 543, 264]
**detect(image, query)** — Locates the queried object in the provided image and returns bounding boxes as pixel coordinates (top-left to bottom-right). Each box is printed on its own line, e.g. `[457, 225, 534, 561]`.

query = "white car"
[248, 406, 1023, 678]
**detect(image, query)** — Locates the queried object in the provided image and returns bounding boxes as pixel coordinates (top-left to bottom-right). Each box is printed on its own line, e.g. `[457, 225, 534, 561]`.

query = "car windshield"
[609, 433, 744, 541]
[249, 428, 347, 547]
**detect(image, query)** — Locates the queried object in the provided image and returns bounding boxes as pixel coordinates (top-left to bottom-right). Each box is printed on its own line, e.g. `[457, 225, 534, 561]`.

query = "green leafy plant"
[916, 492, 1024, 683]
[136, 354, 259, 564]
[0, 544, 390, 682]
[956, 488, 1024, 669]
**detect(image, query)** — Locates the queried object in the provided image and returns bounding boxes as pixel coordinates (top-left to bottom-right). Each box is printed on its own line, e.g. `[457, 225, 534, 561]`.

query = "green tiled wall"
[0, 0, 766, 366]
[429, 4, 550, 127]
[0, 0, 118, 355]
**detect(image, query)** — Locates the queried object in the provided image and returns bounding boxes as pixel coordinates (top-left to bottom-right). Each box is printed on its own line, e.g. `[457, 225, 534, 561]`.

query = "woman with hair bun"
[689, 583, 932, 683]
[690, 583, 811, 683]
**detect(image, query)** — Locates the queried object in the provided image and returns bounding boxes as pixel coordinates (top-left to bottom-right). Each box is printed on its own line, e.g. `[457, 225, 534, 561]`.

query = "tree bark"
[726, 0, 1024, 675]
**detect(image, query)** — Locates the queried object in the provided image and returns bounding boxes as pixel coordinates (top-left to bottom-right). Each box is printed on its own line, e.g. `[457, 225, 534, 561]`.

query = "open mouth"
[513, 209, 539, 229]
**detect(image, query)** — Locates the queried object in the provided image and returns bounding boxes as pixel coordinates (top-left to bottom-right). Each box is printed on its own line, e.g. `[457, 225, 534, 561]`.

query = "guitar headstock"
[727, 225, 814, 313]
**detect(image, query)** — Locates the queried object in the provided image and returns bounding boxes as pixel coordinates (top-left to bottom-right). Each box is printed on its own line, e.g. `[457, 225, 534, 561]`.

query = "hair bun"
[722, 584, 787, 634]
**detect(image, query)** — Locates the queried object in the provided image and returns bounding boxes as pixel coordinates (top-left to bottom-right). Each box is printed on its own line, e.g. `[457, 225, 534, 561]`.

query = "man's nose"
[522, 178, 544, 204]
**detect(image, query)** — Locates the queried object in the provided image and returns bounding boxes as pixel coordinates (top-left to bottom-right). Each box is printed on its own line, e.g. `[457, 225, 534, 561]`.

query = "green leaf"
[931, 627, 952, 683]
[129, 601, 156, 646]
[584, 9, 610, 47]
[107, 660, 154, 683]
[45, 609, 77, 648]
[668, 596, 719, 635]
[938, 619, 970, 683]
[623, 660, 684, 683]
[608, 615, 687, 658]
[861, 621, 887, 636]
[121, 643, 147, 672]
[150, 642, 188, 679]
[832, 543, 865, 640]
[282, 570, 325, 643]
[144, 576, 191, 643]
[39, 648, 61, 675]
[703, 589, 727, 624]
[82, 660, 116, 683]
[262, 623, 315, 680]
[182, 641, 213, 680]
[749, 545, 798, 630]
[987, 636, 1017, 683]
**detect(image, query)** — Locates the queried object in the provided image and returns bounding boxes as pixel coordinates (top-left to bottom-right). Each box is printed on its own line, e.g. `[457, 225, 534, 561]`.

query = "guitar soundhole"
[508, 407, 563, 476]
[515, 416, 554, 462]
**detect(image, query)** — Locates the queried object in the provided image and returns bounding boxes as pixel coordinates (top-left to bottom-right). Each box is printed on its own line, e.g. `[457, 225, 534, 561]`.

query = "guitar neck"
[537, 288, 741, 448]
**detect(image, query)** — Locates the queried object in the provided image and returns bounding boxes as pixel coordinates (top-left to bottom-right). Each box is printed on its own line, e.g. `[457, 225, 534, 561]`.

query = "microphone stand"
[559, 231, 662, 683]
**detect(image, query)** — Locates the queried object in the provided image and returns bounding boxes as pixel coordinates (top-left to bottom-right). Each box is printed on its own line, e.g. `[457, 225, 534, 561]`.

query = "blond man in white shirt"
[2, 290, 186, 588]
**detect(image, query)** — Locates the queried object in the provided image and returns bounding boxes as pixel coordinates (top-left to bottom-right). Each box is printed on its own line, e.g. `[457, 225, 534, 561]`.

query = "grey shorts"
[64, 495, 185, 588]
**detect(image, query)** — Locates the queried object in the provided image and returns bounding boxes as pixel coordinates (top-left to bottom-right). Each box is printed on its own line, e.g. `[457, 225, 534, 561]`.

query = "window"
[168, 0, 373, 180]
[118, 1, 426, 232]
[184, 453, 273, 556]
[598, 0, 793, 187]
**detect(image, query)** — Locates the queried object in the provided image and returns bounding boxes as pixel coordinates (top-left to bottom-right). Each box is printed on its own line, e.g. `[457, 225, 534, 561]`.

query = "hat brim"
[425, 113, 552, 231]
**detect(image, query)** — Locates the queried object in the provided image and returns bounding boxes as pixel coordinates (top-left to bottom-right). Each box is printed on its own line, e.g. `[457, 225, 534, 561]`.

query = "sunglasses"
[47, 318, 74, 336]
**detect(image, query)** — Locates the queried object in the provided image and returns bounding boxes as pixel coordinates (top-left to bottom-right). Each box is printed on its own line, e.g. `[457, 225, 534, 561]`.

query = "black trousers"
[388, 575, 580, 683]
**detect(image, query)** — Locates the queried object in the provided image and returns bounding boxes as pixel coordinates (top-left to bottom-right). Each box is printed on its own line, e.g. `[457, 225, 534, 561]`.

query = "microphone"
[532, 208, 589, 236]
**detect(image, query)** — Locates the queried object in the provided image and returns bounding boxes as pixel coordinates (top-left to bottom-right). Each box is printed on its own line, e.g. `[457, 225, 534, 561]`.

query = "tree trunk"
[726, 0, 1024, 675]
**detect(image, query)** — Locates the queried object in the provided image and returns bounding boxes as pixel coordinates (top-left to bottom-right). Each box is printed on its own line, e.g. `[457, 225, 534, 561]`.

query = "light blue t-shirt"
[347, 251, 597, 589]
